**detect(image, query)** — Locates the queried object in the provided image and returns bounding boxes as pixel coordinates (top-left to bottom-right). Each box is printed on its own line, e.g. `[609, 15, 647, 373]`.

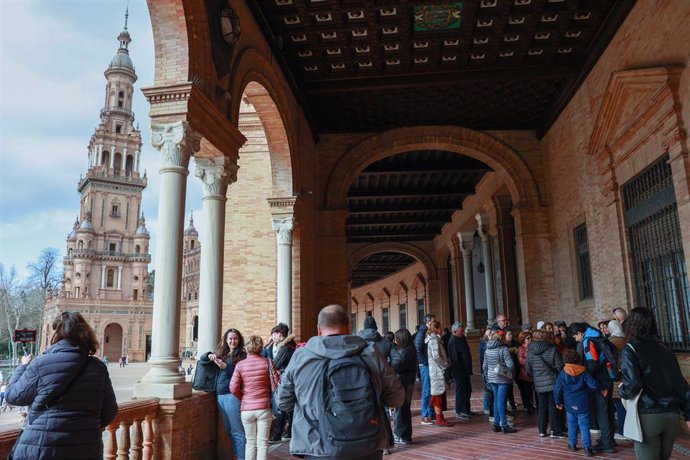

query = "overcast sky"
[0, 0, 205, 279]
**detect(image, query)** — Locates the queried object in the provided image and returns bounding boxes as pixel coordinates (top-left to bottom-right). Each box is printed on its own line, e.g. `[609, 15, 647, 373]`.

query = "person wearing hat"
[447, 322, 474, 419]
[358, 315, 392, 362]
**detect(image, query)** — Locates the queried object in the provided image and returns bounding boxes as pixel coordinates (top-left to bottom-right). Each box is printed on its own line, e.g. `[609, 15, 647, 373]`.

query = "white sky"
[0, 0, 205, 279]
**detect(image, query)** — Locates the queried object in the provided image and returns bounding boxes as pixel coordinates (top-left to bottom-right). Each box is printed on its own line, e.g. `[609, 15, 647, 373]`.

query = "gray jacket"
[482, 340, 514, 384]
[276, 334, 404, 458]
[6, 339, 117, 459]
[357, 328, 392, 361]
[525, 341, 564, 393]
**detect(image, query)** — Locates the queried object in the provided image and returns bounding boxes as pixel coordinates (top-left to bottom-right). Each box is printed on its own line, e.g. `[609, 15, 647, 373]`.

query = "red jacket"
[230, 353, 278, 411]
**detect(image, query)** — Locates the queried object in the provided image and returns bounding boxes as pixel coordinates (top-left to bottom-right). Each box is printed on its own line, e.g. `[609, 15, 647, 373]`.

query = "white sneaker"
[507, 415, 514, 422]
[489, 417, 494, 423]
[590, 429, 601, 435]
[614, 433, 629, 441]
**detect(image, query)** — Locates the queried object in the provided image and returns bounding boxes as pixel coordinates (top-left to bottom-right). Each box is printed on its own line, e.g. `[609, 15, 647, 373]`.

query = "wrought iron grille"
[399, 303, 407, 329]
[574, 223, 594, 300]
[623, 155, 690, 351]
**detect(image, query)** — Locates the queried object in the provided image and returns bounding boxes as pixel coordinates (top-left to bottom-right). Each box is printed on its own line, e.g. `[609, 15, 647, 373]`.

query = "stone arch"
[348, 241, 438, 280]
[102, 322, 124, 361]
[229, 47, 299, 196]
[325, 126, 542, 210]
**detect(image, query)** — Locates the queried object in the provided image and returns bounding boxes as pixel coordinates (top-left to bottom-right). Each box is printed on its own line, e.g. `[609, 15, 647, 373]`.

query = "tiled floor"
[268, 376, 690, 459]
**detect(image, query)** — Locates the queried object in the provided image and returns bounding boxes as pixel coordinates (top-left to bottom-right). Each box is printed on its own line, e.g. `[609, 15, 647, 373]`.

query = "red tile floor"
[268, 376, 690, 459]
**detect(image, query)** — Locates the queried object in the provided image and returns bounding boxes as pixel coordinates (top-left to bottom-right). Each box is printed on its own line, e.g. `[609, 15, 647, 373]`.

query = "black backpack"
[595, 337, 621, 381]
[192, 357, 219, 392]
[318, 352, 385, 457]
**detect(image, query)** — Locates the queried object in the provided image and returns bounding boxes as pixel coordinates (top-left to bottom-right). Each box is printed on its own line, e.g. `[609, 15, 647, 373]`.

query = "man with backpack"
[571, 322, 617, 454]
[276, 304, 404, 460]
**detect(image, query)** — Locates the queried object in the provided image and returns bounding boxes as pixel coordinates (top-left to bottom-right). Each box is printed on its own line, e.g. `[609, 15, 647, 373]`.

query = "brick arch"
[228, 47, 299, 196]
[146, 0, 211, 87]
[348, 242, 438, 280]
[325, 126, 541, 210]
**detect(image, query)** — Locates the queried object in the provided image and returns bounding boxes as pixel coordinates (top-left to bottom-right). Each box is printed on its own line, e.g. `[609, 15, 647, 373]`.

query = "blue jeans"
[567, 411, 592, 448]
[217, 393, 246, 459]
[419, 365, 432, 418]
[490, 383, 508, 427]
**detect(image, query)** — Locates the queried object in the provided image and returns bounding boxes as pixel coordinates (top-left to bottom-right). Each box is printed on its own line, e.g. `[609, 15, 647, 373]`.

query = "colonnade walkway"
[267, 376, 690, 460]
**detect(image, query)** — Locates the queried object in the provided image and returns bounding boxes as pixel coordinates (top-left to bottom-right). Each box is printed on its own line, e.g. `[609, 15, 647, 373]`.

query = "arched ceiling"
[351, 251, 417, 288]
[346, 150, 491, 243]
[249, 0, 635, 135]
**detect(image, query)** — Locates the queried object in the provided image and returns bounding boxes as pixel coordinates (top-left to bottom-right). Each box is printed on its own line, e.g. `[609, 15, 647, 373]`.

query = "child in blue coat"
[554, 350, 607, 457]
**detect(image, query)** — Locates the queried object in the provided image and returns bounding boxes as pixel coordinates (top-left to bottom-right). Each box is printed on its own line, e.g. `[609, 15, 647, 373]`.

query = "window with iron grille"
[416, 297, 425, 328]
[573, 223, 594, 300]
[382, 307, 389, 333]
[623, 155, 690, 351]
[351, 312, 357, 333]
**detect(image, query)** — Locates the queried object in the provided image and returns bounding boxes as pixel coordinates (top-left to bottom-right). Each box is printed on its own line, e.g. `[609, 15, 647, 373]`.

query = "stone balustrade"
[0, 398, 159, 460]
[103, 398, 159, 460]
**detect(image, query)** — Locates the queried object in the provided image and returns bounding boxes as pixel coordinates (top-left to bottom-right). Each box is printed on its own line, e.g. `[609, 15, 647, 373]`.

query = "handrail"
[104, 398, 159, 460]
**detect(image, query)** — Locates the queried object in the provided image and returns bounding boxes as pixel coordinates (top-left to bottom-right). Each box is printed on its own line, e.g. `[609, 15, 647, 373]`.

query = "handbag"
[493, 362, 513, 383]
[621, 343, 643, 442]
[192, 354, 219, 392]
[267, 357, 283, 418]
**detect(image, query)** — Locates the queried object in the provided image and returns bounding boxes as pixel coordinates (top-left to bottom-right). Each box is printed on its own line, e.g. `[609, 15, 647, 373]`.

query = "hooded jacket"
[579, 326, 612, 387]
[425, 333, 449, 395]
[358, 328, 392, 361]
[389, 344, 418, 386]
[525, 340, 563, 393]
[620, 336, 690, 419]
[414, 324, 429, 366]
[553, 363, 601, 414]
[482, 340, 513, 384]
[276, 334, 404, 458]
[6, 340, 117, 460]
[447, 334, 473, 376]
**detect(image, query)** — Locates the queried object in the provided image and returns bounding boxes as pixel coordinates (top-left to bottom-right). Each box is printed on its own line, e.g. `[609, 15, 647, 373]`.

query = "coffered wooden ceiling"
[250, 0, 635, 135]
[347, 150, 491, 243]
[351, 252, 418, 288]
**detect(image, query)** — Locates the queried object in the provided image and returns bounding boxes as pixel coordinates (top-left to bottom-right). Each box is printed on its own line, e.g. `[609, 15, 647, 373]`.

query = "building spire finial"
[124, 0, 130, 30]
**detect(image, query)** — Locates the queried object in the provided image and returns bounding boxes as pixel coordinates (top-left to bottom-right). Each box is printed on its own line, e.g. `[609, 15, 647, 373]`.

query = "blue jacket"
[6, 339, 117, 459]
[554, 363, 602, 414]
[580, 327, 612, 387]
[203, 350, 246, 395]
[414, 325, 429, 366]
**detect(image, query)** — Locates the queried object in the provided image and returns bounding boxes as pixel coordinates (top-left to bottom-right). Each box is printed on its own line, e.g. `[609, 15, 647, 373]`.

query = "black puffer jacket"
[203, 350, 246, 395]
[358, 328, 392, 361]
[620, 335, 690, 419]
[525, 341, 563, 393]
[6, 340, 117, 459]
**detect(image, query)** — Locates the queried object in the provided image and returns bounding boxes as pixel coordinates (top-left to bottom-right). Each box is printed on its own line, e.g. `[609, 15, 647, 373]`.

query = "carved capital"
[457, 231, 475, 255]
[475, 213, 490, 241]
[194, 157, 237, 197]
[151, 121, 200, 169]
[272, 217, 295, 245]
[663, 128, 687, 159]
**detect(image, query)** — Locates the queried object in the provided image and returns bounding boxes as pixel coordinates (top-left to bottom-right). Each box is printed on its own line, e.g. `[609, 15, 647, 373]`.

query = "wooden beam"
[304, 66, 579, 94]
[347, 220, 448, 228]
[349, 205, 458, 214]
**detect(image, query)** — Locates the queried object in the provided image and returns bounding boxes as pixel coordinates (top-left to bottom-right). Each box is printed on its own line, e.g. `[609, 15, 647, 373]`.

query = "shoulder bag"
[267, 357, 283, 418]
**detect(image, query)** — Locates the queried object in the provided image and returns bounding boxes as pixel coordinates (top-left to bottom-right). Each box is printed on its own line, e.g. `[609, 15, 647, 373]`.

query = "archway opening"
[102, 323, 123, 362]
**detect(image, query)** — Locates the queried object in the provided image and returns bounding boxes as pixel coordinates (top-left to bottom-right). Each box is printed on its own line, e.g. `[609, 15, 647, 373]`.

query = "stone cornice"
[267, 196, 297, 218]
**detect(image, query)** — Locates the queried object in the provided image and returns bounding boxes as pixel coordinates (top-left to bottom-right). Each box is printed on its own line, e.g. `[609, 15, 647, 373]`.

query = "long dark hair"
[625, 307, 658, 342]
[217, 328, 245, 363]
[51, 311, 99, 355]
[394, 328, 412, 349]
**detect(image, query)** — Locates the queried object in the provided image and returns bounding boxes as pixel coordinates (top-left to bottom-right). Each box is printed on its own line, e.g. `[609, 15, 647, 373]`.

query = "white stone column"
[477, 214, 496, 325]
[135, 151, 141, 173]
[458, 231, 476, 331]
[97, 145, 103, 166]
[135, 121, 199, 399]
[447, 240, 461, 323]
[273, 217, 295, 328]
[117, 266, 123, 290]
[111, 144, 116, 169]
[194, 156, 236, 356]
[100, 265, 106, 289]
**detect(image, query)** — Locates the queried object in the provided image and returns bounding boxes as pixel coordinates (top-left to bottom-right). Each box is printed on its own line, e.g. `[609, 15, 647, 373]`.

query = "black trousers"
[536, 391, 561, 435]
[516, 379, 534, 410]
[453, 373, 472, 415]
[394, 383, 414, 441]
[590, 383, 615, 448]
[270, 409, 292, 440]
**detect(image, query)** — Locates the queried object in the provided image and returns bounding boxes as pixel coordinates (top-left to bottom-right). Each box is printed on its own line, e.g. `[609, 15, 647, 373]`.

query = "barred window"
[573, 223, 593, 300]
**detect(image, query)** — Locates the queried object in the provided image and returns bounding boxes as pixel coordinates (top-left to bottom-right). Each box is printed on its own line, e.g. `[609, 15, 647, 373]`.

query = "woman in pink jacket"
[230, 335, 278, 460]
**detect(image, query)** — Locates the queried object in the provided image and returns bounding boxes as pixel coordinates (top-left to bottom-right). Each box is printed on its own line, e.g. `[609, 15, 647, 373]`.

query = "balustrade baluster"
[130, 419, 143, 460]
[104, 425, 118, 460]
[116, 421, 132, 460]
[142, 414, 155, 460]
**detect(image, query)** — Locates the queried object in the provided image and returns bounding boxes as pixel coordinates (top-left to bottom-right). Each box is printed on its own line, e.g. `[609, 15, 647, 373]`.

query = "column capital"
[268, 196, 297, 219]
[457, 231, 475, 254]
[194, 156, 237, 198]
[475, 212, 490, 242]
[151, 121, 200, 170]
[273, 217, 295, 245]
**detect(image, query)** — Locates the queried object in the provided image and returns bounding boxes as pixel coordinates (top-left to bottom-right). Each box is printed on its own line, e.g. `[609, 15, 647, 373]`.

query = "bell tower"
[63, 7, 150, 302]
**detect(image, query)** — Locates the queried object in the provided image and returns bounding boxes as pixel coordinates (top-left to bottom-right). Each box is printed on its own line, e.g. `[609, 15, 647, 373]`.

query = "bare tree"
[27, 247, 62, 296]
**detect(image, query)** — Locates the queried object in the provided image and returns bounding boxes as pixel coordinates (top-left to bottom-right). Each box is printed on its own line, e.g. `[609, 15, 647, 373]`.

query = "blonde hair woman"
[230, 335, 279, 460]
[425, 320, 453, 427]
